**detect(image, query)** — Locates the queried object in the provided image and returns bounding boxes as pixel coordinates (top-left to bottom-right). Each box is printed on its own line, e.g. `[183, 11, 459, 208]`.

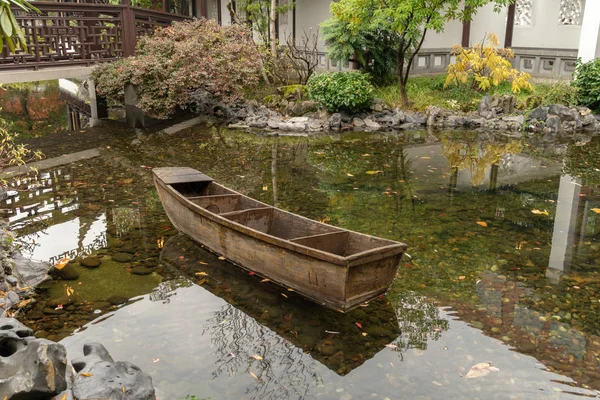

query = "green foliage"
[307, 72, 374, 113]
[321, 0, 512, 105]
[521, 80, 579, 111]
[92, 19, 262, 119]
[573, 58, 600, 113]
[445, 33, 533, 93]
[321, 12, 398, 85]
[0, 0, 39, 53]
[0, 113, 42, 178]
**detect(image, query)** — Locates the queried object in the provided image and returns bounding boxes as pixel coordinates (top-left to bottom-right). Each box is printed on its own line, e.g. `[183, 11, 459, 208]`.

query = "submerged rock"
[112, 253, 133, 263]
[56, 264, 80, 280]
[80, 256, 102, 268]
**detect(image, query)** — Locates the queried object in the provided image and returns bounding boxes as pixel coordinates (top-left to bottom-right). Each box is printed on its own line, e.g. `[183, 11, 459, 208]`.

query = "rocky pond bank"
[186, 88, 600, 136]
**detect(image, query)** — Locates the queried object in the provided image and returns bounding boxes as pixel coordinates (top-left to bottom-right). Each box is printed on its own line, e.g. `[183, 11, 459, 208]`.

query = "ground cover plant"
[374, 74, 580, 112]
[92, 19, 262, 119]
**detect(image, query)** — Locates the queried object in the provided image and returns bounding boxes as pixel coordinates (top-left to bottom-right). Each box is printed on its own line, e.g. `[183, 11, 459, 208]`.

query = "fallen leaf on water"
[465, 363, 499, 379]
[325, 330, 340, 334]
[260, 278, 270, 283]
[366, 170, 383, 175]
[249, 271, 255, 276]
[420, 156, 431, 159]
[531, 209, 549, 216]
[197, 278, 206, 285]
[362, 332, 368, 337]
[61, 395, 67, 400]
[385, 344, 398, 349]
[251, 355, 263, 360]
[195, 272, 209, 276]
[591, 208, 600, 214]
[228, 352, 235, 357]
[122, 386, 126, 393]
[55, 257, 70, 270]
[458, 276, 466, 280]
[153, 358, 160, 363]
[179, 256, 185, 260]
[362, 153, 371, 156]
[198, 261, 208, 265]
[476, 221, 488, 227]
[346, 173, 354, 177]
[287, 288, 294, 292]
[281, 293, 288, 298]
[218, 256, 226, 260]
[249, 371, 261, 381]
[355, 322, 363, 329]
[80, 372, 93, 377]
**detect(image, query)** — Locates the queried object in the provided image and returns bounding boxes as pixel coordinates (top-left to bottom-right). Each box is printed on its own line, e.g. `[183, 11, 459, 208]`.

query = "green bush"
[307, 72, 374, 113]
[92, 19, 262, 119]
[573, 58, 600, 112]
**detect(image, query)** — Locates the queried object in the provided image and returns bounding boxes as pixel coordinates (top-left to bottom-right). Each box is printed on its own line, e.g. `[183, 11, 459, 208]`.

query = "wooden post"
[504, 3, 515, 48]
[121, 0, 137, 57]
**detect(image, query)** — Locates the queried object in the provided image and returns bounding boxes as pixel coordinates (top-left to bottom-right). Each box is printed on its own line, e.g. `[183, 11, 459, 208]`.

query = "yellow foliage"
[445, 34, 533, 94]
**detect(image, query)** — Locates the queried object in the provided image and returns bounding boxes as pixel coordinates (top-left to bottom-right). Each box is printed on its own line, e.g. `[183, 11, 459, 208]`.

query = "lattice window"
[515, 0, 532, 26]
[559, 0, 584, 25]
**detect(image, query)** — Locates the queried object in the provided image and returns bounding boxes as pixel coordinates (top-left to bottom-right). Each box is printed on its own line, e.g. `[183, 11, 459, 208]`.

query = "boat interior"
[170, 180, 397, 257]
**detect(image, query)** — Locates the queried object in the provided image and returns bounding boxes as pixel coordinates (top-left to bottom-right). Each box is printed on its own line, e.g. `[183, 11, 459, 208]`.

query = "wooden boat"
[153, 167, 407, 312]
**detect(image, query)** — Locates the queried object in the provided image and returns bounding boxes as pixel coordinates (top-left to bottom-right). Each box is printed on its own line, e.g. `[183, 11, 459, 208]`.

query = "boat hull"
[153, 170, 406, 312]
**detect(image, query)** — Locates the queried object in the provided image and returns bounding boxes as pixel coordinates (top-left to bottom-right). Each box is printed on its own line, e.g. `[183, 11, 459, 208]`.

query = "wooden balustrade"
[0, 1, 190, 71]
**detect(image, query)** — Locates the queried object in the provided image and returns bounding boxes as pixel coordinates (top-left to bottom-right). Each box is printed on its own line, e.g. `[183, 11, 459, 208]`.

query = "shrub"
[0, 113, 42, 178]
[307, 72, 374, 113]
[445, 33, 533, 94]
[92, 19, 262, 119]
[573, 58, 600, 112]
[521, 80, 579, 111]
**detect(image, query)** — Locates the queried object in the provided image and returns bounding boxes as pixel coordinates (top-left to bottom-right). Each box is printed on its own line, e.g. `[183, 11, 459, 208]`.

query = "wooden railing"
[0, 1, 190, 71]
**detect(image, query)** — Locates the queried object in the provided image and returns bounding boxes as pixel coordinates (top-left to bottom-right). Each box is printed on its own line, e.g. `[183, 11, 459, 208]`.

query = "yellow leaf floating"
[218, 256, 226, 261]
[531, 209, 549, 216]
[591, 208, 600, 214]
[281, 293, 288, 298]
[260, 278, 270, 283]
[366, 170, 383, 175]
[476, 221, 488, 227]
[195, 272, 209, 276]
[249, 371, 260, 381]
[251, 355, 263, 360]
[61, 395, 67, 400]
[55, 257, 70, 270]
[361, 332, 368, 337]
[80, 372, 93, 377]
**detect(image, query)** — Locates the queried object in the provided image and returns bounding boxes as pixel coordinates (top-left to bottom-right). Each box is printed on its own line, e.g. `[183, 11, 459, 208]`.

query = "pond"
[2, 126, 600, 399]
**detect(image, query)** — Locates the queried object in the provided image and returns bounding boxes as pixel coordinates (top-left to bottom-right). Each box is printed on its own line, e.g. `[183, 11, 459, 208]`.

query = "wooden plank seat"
[188, 194, 266, 214]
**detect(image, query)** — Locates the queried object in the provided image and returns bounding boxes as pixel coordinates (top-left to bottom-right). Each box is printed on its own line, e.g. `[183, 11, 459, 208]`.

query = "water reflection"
[3, 128, 600, 398]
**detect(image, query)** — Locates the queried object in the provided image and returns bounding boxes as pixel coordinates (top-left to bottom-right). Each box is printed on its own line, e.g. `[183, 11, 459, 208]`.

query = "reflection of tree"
[441, 134, 523, 186]
[202, 303, 321, 400]
[389, 292, 449, 357]
[112, 207, 141, 237]
[563, 137, 600, 186]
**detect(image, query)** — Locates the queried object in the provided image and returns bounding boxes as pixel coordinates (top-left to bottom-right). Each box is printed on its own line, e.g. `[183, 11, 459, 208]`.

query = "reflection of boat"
[153, 167, 407, 312]
[160, 234, 401, 375]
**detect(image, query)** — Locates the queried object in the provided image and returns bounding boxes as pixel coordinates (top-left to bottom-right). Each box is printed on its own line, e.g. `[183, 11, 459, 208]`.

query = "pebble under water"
[2, 127, 600, 399]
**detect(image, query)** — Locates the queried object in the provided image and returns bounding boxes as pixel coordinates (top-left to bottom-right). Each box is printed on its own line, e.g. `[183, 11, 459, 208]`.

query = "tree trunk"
[270, 0, 277, 57]
[396, 46, 409, 107]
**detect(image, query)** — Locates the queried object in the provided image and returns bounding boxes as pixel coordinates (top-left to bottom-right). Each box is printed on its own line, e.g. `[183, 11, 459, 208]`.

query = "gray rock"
[9, 252, 52, 288]
[404, 113, 426, 125]
[69, 343, 155, 400]
[228, 123, 250, 129]
[398, 122, 416, 130]
[371, 103, 384, 112]
[6, 290, 19, 304]
[529, 107, 548, 121]
[112, 253, 133, 263]
[353, 117, 365, 127]
[582, 114, 597, 126]
[5, 276, 17, 285]
[290, 101, 319, 116]
[548, 104, 578, 121]
[546, 115, 562, 132]
[277, 121, 307, 132]
[267, 118, 281, 129]
[0, 186, 6, 201]
[288, 117, 309, 123]
[307, 119, 325, 132]
[478, 95, 492, 117]
[329, 113, 342, 130]
[363, 118, 381, 130]
[374, 111, 404, 127]
[246, 116, 268, 128]
[0, 318, 68, 399]
[503, 115, 525, 126]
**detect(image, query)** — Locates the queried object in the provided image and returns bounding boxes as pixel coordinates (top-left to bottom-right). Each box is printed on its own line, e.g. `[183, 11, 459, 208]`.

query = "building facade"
[197, 0, 600, 78]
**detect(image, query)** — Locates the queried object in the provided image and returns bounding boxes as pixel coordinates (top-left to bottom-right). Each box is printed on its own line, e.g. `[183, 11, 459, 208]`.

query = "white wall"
[422, 20, 463, 50]
[295, 0, 332, 51]
[470, 3, 509, 46]
[513, 0, 581, 50]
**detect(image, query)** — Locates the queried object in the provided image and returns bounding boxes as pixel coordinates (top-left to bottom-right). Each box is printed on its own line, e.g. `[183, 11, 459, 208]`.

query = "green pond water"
[2, 126, 600, 399]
